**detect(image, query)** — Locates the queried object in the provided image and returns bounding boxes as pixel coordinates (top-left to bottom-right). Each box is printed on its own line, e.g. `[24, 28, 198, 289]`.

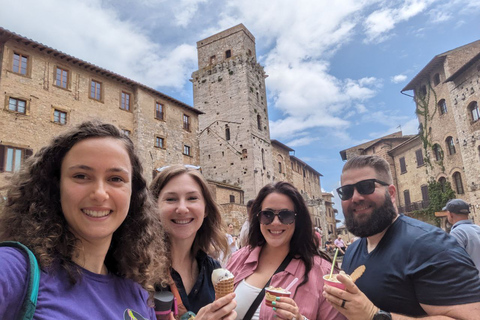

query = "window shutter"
[0, 145, 4, 172]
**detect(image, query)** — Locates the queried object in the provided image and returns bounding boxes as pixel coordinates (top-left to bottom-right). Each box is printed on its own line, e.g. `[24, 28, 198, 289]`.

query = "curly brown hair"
[248, 181, 333, 287]
[150, 165, 229, 261]
[0, 121, 169, 293]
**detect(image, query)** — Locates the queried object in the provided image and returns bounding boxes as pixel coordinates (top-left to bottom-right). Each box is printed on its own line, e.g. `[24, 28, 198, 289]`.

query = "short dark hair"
[0, 121, 168, 291]
[248, 181, 331, 287]
[342, 155, 393, 184]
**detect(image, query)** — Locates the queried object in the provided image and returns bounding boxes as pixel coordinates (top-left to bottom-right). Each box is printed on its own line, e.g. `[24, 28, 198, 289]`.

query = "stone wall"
[0, 35, 200, 192]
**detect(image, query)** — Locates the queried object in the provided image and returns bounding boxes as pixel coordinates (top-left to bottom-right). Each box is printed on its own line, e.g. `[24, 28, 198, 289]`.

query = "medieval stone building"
[0, 27, 201, 195]
[0, 25, 331, 234]
[340, 40, 480, 225]
[192, 24, 328, 233]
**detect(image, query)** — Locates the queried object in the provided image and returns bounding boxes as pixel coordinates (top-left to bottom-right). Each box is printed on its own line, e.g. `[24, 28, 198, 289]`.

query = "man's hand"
[323, 273, 377, 320]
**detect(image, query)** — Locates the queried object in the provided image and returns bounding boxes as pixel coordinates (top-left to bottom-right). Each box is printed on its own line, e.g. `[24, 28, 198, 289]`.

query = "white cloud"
[364, 0, 433, 43]
[285, 136, 321, 147]
[173, 0, 209, 27]
[391, 74, 408, 83]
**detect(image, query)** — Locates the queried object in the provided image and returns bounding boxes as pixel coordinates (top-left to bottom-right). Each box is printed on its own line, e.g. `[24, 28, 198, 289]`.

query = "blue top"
[450, 219, 480, 276]
[342, 214, 480, 316]
[171, 250, 221, 314]
[0, 247, 156, 319]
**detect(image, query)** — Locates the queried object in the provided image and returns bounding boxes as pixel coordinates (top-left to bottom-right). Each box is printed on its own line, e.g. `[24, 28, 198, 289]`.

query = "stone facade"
[192, 24, 328, 228]
[0, 27, 201, 195]
[388, 135, 430, 212]
[192, 24, 274, 202]
[339, 40, 480, 226]
[402, 40, 480, 224]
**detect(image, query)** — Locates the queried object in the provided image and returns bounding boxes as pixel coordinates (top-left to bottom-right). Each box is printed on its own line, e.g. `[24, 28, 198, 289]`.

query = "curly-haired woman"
[0, 121, 169, 319]
[227, 181, 346, 320]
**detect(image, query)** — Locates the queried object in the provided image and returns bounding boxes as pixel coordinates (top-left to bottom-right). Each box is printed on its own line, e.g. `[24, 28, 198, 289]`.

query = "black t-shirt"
[342, 214, 480, 316]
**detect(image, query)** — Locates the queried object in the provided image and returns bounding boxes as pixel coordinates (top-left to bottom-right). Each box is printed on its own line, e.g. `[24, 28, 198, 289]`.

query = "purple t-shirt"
[0, 247, 156, 319]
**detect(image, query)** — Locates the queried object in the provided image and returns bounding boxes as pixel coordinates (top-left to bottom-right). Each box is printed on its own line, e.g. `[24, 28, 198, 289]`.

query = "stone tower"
[192, 24, 274, 201]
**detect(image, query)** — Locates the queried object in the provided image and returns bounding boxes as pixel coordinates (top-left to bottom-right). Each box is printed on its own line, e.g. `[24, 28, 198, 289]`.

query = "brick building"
[0, 27, 201, 196]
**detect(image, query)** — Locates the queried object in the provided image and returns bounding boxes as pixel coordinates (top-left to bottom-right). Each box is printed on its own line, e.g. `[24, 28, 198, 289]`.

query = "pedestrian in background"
[444, 198, 480, 276]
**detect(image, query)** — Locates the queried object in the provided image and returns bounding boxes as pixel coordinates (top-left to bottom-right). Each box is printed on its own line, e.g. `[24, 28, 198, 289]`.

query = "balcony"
[398, 200, 430, 213]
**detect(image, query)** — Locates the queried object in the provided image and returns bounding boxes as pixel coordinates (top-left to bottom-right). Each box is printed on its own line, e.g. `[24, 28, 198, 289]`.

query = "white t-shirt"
[234, 279, 261, 320]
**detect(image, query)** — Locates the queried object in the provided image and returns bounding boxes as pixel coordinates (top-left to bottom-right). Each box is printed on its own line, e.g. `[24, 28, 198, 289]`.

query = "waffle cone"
[214, 277, 234, 300]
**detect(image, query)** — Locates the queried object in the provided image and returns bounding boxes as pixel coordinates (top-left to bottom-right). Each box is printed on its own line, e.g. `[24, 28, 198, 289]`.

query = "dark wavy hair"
[248, 181, 332, 287]
[150, 165, 228, 261]
[0, 121, 169, 292]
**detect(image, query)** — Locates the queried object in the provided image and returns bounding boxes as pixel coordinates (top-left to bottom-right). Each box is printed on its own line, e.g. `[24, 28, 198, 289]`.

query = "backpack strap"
[0, 241, 40, 320]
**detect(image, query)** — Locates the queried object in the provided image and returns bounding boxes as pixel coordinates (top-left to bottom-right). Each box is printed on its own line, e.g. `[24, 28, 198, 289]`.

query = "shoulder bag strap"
[243, 254, 293, 320]
[0, 241, 40, 320]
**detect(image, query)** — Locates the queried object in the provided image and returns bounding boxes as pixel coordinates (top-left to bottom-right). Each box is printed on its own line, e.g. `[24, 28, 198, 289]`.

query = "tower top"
[196, 24, 255, 49]
[196, 24, 257, 70]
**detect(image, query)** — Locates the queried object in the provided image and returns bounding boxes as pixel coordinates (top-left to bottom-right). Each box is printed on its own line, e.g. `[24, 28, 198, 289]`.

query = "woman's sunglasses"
[336, 179, 389, 201]
[257, 210, 297, 225]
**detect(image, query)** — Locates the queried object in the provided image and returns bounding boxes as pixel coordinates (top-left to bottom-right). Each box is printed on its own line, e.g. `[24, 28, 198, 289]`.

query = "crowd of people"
[0, 121, 479, 320]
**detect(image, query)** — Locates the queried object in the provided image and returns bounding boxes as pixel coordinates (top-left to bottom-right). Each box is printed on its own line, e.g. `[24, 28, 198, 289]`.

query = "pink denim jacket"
[226, 246, 346, 320]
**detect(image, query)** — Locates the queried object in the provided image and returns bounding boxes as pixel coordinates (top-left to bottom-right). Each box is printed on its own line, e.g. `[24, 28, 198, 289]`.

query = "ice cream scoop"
[211, 268, 235, 300]
[211, 268, 234, 286]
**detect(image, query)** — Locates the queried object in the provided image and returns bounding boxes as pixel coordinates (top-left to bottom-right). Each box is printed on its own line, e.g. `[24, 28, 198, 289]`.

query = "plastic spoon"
[285, 277, 299, 292]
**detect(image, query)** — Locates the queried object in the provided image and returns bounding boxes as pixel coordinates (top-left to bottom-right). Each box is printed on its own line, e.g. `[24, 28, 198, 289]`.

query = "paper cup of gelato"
[323, 274, 346, 290]
[265, 286, 291, 307]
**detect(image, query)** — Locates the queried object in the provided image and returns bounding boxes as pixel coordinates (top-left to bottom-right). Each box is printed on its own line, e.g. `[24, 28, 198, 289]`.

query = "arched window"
[438, 177, 447, 193]
[433, 73, 440, 86]
[257, 114, 262, 131]
[277, 154, 284, 174]
[446, 136, 456, 155]
[432, 144, 443, 161]
[469, 101, 479, 122]
[453, 172, 464, 194]
[438, 99, 447, 115]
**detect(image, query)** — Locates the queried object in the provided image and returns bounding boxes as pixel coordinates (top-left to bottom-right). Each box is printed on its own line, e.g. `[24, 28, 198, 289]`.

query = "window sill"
[53, 85, 71, 92]
[119, 107, 133, 113]
[7, 70, 31, 78]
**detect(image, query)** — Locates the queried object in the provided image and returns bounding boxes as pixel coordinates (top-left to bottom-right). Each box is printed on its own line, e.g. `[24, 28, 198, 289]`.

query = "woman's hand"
[194, 293, 237, 320]
[271, 296, 304, 320]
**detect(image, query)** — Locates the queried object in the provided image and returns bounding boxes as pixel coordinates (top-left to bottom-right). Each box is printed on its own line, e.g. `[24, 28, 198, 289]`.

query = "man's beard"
[345, 192, 397, 238]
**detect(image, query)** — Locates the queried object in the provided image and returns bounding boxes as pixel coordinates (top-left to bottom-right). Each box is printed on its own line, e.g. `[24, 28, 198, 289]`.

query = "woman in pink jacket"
[227, 182, 346, 320]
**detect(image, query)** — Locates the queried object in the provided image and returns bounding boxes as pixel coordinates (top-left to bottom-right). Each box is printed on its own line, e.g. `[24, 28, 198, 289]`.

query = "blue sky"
[1, 0, 479, 224]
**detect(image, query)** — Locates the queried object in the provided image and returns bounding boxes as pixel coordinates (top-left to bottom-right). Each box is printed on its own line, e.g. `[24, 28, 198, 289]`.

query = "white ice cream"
[211, 268, 234, 285]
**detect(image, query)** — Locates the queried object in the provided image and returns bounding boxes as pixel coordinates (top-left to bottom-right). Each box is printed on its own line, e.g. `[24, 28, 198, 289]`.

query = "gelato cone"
[211, 268, 234, 300]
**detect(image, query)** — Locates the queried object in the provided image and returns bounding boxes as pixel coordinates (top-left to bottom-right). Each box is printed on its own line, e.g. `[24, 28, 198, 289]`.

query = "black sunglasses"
[257, 210, 297, 225]
[336, 179, 389, 201]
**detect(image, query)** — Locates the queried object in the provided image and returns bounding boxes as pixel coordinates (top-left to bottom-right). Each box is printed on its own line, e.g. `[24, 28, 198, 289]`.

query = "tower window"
[183, 145, 191, 156]
[225, 50, 231, 58]
[225, 126, 230, 141]
[446, 136, 456, 155]
[257, 114, 262, 131]
[438, 99, 447, 115]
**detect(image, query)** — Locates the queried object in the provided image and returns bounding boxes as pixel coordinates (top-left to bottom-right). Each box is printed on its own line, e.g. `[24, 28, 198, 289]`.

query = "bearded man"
[323, 155, 480, 320]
